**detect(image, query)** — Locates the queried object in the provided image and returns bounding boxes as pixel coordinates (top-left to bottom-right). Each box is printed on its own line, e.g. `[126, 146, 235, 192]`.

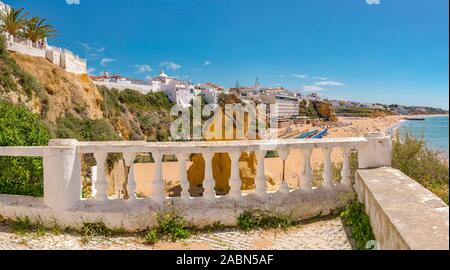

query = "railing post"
[203, 152, 216, 200]
[177, 152, 190, 200]
[123, 153, 137, 202]
[228, 151, 242, 199]
[43, 139, 81, 211]
[358, 132, 392, 169]
[151, 152, 166, 203]
[301, 148, 313, 191]
[278, 150, 290, 193]
[93, 151, 109, 201]
[322, 147, 335, 189]
[341, 147, 352, 185]
[255, 150, 267, 196]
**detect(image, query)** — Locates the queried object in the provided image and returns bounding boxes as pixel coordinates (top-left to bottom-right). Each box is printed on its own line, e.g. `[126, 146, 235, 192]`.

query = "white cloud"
[134, 64, 152, 74]
[303, 85, 325, 92]
[100, 58, 116, 66]
[161, 61, 181, 71]
[79, 42, 106, 60]
[315, 81, 346, 87]
[204, 61, 212, 66]
[292, 74, 308, 79]
[313, 76, 329, 81]
[87, 68, 96, 74]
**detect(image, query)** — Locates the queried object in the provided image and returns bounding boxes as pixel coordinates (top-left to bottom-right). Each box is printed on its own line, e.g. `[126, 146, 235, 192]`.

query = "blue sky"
[6, 0, 449, 109]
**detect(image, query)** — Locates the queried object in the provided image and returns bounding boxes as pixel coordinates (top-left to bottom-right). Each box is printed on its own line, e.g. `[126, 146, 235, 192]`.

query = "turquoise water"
[399, 116, 449, 155]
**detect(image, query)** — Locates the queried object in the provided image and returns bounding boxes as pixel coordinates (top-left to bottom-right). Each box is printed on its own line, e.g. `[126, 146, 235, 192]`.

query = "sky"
[6, 0, 449, 109]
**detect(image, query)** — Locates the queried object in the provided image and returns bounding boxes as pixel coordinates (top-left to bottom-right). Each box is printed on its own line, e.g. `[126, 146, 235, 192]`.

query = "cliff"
[313, 101, 338, 122]
[10, 52, 103, 122]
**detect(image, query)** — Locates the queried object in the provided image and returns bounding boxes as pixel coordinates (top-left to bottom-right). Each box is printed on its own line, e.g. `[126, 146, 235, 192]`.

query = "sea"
[398, 115, 449, 156]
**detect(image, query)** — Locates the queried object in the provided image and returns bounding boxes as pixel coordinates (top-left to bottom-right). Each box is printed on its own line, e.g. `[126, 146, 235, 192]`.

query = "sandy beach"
[132, 116, 404, 196]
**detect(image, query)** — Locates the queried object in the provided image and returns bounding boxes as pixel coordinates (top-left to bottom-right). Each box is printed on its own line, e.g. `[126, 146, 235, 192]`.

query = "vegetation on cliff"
[392, 131, 449, 204]
[0, 101, 49, 196]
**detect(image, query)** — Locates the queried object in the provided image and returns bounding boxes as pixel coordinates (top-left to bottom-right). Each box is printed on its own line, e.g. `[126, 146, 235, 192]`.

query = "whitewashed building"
[260, 94, 300, 118]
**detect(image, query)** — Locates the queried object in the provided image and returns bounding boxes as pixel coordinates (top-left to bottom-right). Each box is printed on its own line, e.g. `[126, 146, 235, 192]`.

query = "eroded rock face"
[313, 101, 338, 122]
[11, 52, 104, 122]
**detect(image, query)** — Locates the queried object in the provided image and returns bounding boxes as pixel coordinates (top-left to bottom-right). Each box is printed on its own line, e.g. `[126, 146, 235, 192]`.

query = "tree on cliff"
[21, 16, 56, 43]
[0, 7, 28, 36]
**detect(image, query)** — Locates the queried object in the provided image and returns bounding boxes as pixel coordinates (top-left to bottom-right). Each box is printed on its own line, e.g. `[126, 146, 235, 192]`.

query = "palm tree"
[0, 7, 29, 36]
[21, 16, 56, 43]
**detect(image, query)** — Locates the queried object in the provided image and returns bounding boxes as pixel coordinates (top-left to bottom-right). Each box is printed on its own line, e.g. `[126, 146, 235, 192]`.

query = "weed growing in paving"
[340, 201, 375, 250]
[237, 210, 296, 231]
[143, 212, 191, 245]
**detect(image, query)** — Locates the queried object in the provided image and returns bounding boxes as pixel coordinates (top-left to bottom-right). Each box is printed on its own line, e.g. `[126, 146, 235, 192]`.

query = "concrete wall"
[93, 81, 154, 94]
[355, 167, 449, 250]
[46, 46, 61, 66]
[60, 49, 87, 75]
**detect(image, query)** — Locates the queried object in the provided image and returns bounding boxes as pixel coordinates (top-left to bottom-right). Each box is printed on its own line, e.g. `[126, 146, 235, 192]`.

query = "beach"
[132, 115, 404, 196]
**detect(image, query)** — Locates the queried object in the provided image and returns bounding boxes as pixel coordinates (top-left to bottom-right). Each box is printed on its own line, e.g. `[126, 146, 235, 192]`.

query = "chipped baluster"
[178, 152, 190, 200]
[202, 152, 216, 200]
[228, 151, 242, 199]
[301, 148, 313, 191]
[278, 150, 290, 194]
[341, 147, 352, 186]
[255, 150, 267, 196]
[93, 152, 108, 201]
[322, 147, 334, 189]
[151, 152, 165, 203]
[123, 152, 137, 202]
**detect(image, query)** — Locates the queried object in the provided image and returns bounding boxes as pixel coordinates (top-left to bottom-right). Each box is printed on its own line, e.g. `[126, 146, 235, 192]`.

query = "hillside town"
[0, 0, 448, 252]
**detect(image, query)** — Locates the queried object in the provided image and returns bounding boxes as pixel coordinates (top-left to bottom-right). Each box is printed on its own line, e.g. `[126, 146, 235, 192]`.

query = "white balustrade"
[228, 151, 242, 199]
[202, 152, 216, 200]
[177, 152, 190, 200]
[278, 150, 290, 194]
[123, 152, 137, 201]
[151, 152, 166, 203]
[0, 133, 393, 211]
[255, 150, 268, 196]
[93, 152, 109, 201]
[322, 147, 335, 189]
[301, 148, 313, 191]
[341, 148, 352, 185]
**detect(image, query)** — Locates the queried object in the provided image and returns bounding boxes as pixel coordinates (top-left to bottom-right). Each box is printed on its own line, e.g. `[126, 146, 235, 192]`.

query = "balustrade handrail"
[75, 137, 380, 154]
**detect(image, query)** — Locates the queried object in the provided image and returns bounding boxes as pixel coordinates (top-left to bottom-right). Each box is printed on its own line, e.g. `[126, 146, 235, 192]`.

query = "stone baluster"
[278, 150, 290, 194]
[301, 148, 313, 191]
[341, 147, 352, 185]
[123, 153, 137, 201]
[178, 152, 190, 200]
[93, 152, 109, 201]
[151, 152, 165, 203]
[202, 152, 216, 200]
[322, 147, 334, 189]
[228, 151, 242, 199]
[255, 150, 267, 196]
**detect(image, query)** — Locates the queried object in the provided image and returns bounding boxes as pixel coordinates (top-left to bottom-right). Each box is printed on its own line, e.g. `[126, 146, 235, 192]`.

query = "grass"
[12, 216, 62, 237]
[237, 210, 296, 231]
[340, 201, 376, 250]
[143, 211, 191, 245]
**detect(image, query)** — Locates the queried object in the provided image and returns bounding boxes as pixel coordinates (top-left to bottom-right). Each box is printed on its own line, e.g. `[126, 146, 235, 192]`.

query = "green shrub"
[142, 212, 191, 245]
[0, 101, 49, 196]
[392, 131, 449, 204]
[56, 114, 121, 141]
[340, 202, 375, 250]
[237, 210, 296, 231]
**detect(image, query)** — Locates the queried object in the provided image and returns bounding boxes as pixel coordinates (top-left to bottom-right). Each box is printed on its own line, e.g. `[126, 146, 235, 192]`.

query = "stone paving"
[0, 217, 353, 250]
